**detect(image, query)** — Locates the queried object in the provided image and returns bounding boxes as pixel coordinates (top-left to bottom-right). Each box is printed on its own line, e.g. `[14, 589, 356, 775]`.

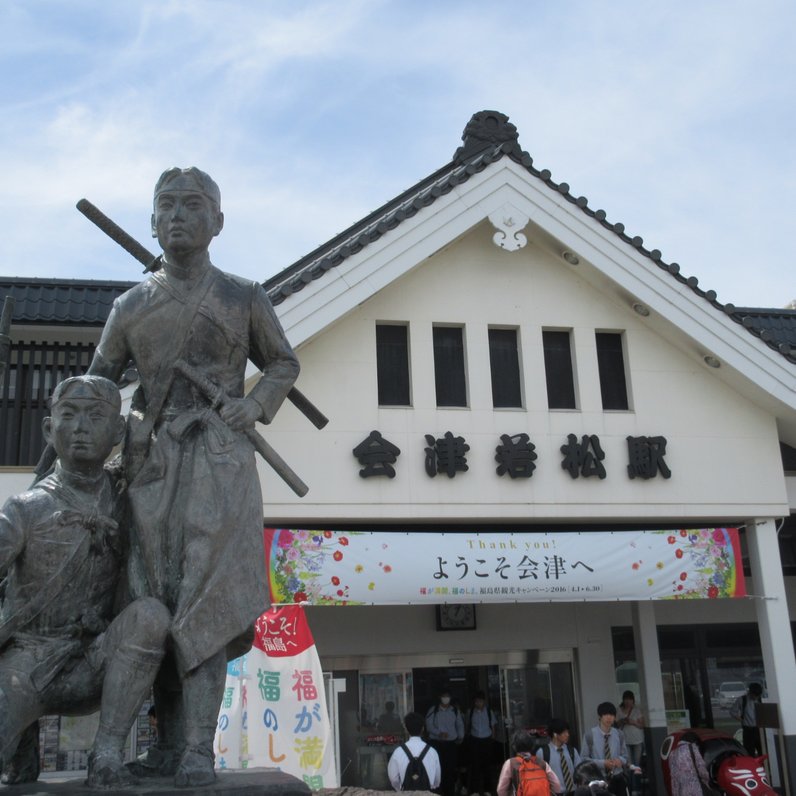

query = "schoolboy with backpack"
[537, 718, 582, 795]
[466, 691, 498, 796]
[388, 712, 441, 792]
[425, 691, 465, 796]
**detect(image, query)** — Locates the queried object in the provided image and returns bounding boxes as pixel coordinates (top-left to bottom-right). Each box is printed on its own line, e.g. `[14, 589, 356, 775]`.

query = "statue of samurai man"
[87, 167, 300, 786]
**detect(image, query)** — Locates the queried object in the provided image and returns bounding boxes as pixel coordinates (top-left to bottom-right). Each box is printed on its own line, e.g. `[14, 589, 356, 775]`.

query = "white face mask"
[441, 697, 451, 705]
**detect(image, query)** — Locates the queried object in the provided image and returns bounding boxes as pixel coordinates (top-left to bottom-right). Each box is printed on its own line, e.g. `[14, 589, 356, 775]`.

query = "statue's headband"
[153, 167, 221, 206]
[51, 376, 121, 411]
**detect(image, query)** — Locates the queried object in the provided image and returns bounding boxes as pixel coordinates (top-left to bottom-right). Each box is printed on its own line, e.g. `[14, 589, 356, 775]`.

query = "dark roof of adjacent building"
[0, 277, 136, 326]
[732, 307, 796, 353]
[2, 111, 794, 362]
[263, 110, 796, 364]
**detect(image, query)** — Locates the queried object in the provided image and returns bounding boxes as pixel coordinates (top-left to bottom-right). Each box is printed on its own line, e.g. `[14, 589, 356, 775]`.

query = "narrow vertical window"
[488, 328, 522, 408]
[542, 330, 576, 409]
[433, 326, 467, 407]
[376, 323, 410, 406]
[596, 332, 629, 410]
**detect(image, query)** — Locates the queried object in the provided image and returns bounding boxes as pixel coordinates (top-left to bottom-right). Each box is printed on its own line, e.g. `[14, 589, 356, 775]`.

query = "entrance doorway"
[413, 664, 500, 720]
[412, 660, 578, 748]
[412, 659, 578, 796]
[329, 649, 577, 789]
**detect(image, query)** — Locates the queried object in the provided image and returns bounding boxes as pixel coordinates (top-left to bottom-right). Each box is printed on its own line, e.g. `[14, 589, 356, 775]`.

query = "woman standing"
[667, 732, 711, 796]
[616, 692, 644, 768]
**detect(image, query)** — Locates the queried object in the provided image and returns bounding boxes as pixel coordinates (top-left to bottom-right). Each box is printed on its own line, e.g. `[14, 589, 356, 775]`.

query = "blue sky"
[1, 0, 794, 307]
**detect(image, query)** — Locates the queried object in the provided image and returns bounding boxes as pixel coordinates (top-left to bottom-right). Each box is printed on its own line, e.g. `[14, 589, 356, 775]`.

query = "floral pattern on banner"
[268, 529, 380, 605]
[657, 527, 741, 599]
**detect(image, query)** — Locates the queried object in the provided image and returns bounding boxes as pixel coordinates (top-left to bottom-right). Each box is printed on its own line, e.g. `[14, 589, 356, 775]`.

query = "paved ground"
[0, 768, 309, 795]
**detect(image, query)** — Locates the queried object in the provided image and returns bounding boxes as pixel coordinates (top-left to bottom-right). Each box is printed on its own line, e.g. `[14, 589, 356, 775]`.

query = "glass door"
[356, 671, 414, 790]
[499, 661, 578, 749]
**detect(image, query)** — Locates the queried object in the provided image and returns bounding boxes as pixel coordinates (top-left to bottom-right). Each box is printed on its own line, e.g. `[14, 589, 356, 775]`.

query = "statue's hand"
[219, 397, 261, 431]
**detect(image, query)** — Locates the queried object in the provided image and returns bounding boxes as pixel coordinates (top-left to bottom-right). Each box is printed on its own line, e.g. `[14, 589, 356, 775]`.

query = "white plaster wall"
[306, 597, 762, 663]
[0, 469, 35, 504]
[260, 222, 787, 522]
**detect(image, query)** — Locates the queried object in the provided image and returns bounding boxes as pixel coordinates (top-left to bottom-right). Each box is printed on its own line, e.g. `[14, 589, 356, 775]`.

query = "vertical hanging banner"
[215, 605, 338, 788]
[215, 656, 246, 770]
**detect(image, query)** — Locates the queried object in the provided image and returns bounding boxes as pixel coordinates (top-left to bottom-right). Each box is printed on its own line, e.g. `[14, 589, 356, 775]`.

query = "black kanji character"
[516, 555, 539, 580]
[560, 434, 606, 479]
[352, 430, 401, 478]
[544, 555, 567, 580]
[495, 433, 537, 478]
[424, 431, 469, 478]
[626, 435, 671, 480]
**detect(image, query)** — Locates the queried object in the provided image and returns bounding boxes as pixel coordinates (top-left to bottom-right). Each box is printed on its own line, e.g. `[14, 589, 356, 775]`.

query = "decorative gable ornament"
[488, 203, 529, 251]
[453, 110, 521, 164]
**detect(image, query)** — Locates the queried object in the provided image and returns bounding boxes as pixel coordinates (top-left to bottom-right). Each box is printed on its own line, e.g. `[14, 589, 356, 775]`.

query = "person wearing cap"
[0, 376, 171, 788]
[87, 167, 300, 787]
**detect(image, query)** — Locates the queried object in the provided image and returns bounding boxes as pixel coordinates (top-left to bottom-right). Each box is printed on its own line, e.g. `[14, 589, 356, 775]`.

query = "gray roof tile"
[0, 277, 136, 326]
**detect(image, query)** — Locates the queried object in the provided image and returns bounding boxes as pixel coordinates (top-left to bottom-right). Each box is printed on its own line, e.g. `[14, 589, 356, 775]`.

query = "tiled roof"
[264, 110, 796, 365]
[2, 111, 794, 364]
[730, 307, 796, 353]
[0, 277, 136, 326]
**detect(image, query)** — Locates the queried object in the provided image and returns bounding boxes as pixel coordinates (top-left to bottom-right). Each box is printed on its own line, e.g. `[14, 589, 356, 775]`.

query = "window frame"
[542, 328, 578, 410]
[595, 330, 631, 411]
[375, 322, 412, 407]
[432, 324, 468, 408]
[487, 326, 524, 409]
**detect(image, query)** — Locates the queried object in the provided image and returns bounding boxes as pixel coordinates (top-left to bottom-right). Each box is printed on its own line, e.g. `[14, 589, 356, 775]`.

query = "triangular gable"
[264, 110, 796, 442]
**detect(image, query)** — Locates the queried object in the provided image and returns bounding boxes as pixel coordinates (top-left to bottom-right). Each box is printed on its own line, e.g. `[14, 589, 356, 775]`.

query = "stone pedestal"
[0, 768, 310, 796]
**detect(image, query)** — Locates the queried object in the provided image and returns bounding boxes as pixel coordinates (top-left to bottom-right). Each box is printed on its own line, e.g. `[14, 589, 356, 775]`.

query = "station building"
[2, 110, 795, 793]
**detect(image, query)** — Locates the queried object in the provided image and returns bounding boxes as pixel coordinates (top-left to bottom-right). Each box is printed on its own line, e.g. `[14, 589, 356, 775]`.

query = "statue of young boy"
[0, 375, 171, 788]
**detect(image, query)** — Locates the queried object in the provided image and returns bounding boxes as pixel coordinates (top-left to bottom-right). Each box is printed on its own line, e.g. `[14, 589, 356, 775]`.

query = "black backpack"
[400, 743, 431, 791]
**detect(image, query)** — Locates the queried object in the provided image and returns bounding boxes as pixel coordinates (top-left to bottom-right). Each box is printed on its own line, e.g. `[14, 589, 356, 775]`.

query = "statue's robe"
[89, 264, 299, 673]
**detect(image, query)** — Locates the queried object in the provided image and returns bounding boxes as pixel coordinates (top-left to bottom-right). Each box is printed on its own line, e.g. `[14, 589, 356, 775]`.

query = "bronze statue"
[0, 375, 171, 788]
[87, 167, 300, 787]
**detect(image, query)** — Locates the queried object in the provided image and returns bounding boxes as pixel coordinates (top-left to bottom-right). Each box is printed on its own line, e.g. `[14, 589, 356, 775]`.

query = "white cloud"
[0, 0, 794, 306]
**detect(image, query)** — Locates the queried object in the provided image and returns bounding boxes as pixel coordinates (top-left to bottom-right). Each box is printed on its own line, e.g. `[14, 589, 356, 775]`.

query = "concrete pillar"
[632, 601, 667, 796]
[574, 603, 617, 736]
[746, 518, 796, 794]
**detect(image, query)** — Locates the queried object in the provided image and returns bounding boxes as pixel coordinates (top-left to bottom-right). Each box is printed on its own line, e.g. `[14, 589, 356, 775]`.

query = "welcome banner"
[214, 605, 338, 788]
[265, 528, 746, 605]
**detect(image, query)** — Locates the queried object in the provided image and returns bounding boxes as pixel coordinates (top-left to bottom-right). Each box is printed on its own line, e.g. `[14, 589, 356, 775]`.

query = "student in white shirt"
[389, 712, 442, 791]
[538, 718, 582, 795]
[467, 691, 498, 796]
